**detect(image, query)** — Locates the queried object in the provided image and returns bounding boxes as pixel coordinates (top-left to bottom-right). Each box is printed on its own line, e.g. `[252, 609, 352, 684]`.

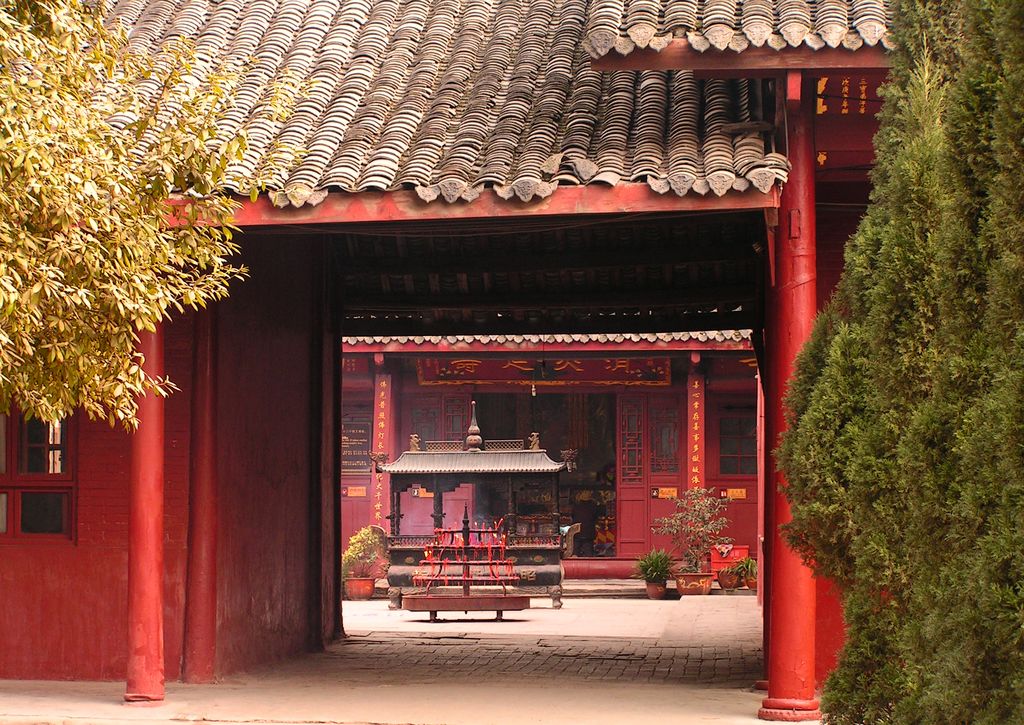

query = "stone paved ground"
[331, 632, 761, 686]
[0, 596, 773, 725]
[337, 595, 764, 688]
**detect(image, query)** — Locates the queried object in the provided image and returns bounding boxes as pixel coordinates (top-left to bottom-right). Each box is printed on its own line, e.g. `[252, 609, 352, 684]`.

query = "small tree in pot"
[653, 487, 731, 596]
[342, 526, 388, 600]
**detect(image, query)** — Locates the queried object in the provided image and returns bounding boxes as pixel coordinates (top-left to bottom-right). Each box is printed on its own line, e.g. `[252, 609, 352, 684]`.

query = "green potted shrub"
[730, 556, 758, 590]
[342, 526, 388, 600]
[634, 549, 674, 599]
[652, 487, 732, 596]
[717, 566, 742, 591]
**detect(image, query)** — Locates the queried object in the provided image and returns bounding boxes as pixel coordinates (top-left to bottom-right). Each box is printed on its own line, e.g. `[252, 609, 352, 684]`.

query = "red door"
[616, 397, 647, 558]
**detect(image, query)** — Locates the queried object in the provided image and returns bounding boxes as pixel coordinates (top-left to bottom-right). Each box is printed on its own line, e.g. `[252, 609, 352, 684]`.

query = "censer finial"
[466, 400, 483, 451]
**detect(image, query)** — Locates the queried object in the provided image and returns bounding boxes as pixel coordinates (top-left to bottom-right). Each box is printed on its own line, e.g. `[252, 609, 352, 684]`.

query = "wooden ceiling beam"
[342, 285, 754, 312]
[340, 243, 759, 276]
[592, 42, 891, 74]
[339, 310, 757, 337]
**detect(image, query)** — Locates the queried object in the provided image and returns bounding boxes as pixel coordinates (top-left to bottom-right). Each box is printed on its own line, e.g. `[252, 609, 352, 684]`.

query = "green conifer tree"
[778, 0, 1024, 721]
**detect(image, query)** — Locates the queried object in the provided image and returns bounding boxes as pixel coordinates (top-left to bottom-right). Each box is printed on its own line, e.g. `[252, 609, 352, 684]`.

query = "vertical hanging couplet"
[125, 326, 166, 702]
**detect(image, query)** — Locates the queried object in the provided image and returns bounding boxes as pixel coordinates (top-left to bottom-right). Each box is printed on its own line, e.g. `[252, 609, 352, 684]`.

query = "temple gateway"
[2, 1, 891, 721]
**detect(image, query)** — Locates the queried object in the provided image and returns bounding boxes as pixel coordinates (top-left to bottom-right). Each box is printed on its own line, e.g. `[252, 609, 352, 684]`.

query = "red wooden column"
[184, 309, 218, 683]
[125, 326, 166, 702]
[759, 72, 820, 722]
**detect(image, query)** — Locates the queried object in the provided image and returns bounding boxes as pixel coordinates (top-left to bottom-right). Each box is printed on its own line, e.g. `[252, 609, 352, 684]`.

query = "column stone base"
[758, 698, 821, 721]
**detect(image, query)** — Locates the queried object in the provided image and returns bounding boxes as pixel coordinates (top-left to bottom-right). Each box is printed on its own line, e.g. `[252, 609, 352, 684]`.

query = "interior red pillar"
[184, 309, 218, 683]
[759, 72, 820, 722]
[125, 326, 166, 702]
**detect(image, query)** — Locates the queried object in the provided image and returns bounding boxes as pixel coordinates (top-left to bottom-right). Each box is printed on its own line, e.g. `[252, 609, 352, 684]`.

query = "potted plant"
[653, 487, 731, 596]
[342, 526, 388, 600]
[717, 566, 741, 591]
[731, 556, 758, 590]
[634, 549, 674, 599]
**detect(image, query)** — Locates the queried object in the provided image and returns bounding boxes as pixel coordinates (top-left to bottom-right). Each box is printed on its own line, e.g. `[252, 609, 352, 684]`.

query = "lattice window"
[410, 400, 441, 442]
[619, 398, 644, 483]
[719, 415, 757, 475]
[443, 396, 469, 441]
[649, 403, 680, 474]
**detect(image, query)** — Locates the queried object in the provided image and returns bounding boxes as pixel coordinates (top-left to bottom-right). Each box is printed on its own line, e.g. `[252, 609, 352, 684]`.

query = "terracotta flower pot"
[344, 577, 376, 600]
[675, 572, 713, 596]
[744, 576, 758, 591]
[717, 569, 741, 590]
[645, 581, 668, 599]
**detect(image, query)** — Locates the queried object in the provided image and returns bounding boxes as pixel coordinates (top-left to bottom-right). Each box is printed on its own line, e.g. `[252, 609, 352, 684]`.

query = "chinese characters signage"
[342, 357, 370, 375]
[372, 375, 392, 524]
[687, 372, 705, 489]
[416, 358, 671, 386]
[341, 419, 371, 474]
[816, 75, 880, 116]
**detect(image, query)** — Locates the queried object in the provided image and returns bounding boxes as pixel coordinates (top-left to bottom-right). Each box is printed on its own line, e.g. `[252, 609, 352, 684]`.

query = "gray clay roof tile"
[379, 449, 567, 475]
[105, 0, 812, 207]
[583, 0, 892, 58]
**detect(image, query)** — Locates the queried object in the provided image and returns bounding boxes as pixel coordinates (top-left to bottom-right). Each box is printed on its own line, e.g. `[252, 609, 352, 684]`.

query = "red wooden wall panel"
[0, 316, 193, 680]
[214, 234, 319, 675]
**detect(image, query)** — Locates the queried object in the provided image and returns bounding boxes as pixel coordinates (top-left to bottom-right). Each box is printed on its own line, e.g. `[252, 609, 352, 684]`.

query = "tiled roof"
[342, 331, 752, 346]
[107, 0, 789, 206]
[583, 0, 892, 58]
[380, 449, 566, 474]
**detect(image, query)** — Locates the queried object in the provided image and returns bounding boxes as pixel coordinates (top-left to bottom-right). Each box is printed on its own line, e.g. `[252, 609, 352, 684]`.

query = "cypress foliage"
[778, 0, 1024, 721]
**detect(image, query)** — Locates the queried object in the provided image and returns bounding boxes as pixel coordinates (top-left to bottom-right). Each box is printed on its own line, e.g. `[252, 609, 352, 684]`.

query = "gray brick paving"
[330, 632, 762, 687]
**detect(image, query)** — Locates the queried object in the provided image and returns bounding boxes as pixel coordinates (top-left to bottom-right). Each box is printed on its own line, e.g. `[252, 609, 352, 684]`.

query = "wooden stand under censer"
[377, 401, 573, 616]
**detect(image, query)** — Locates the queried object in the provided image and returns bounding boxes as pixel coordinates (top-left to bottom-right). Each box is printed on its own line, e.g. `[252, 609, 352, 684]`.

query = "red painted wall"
[813, 181, 866, 686]
[816, 577, 845, 685]
[214, 233, 320, 675]
[0, 316, 193, 680]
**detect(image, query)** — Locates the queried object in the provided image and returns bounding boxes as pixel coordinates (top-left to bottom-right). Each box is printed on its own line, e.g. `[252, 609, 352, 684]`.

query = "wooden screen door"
[617, 396, 647, 557]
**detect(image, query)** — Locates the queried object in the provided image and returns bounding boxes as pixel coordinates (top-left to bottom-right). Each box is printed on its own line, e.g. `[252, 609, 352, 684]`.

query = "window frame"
[712, 404, 757, 479]
[0, 412, 77, 542]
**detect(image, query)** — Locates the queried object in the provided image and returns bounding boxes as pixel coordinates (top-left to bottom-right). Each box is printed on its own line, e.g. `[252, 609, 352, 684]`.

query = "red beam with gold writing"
[416, 357, 672, 386]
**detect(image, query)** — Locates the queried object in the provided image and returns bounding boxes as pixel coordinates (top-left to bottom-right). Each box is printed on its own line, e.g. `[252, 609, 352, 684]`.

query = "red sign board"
[342, 357, 370, 374]
[416, 358, 671, 386]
